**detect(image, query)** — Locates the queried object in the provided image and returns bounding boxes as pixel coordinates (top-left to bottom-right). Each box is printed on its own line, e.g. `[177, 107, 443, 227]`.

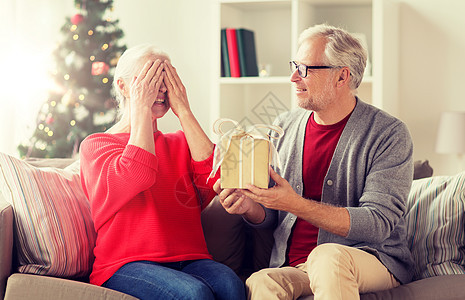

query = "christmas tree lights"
[18, 0, 126, 158]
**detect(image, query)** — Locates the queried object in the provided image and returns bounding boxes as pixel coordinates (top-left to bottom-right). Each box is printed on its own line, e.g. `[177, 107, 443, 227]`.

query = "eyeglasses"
[289, 61, 338, 78]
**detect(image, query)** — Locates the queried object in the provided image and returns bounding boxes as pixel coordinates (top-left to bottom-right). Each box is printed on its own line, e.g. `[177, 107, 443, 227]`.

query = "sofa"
[1, 154, 465, 300]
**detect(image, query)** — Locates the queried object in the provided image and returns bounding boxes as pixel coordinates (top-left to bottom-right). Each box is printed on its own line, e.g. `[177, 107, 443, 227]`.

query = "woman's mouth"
[154, 98, 166, 104]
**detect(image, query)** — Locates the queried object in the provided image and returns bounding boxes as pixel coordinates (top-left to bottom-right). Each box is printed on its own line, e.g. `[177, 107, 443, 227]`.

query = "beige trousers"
[246, 243, 400, 300]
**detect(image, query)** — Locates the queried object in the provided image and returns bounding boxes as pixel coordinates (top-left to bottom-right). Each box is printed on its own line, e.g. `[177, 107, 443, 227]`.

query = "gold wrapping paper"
[220, 135, 270, 189]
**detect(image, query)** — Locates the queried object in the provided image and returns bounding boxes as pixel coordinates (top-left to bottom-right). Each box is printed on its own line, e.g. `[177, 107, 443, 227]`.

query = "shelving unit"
[210, 0, 398, 135]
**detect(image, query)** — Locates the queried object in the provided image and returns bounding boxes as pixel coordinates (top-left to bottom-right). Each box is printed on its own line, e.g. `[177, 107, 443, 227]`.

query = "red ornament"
[71, 14, 84, 25]
[45, 115, 54, 125]
[91, 62, 110, 76]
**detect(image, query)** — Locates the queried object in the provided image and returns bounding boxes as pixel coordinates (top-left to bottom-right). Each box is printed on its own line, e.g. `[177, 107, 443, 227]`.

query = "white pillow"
[405, 171, 465, 280]
[0, 153, 95, 278]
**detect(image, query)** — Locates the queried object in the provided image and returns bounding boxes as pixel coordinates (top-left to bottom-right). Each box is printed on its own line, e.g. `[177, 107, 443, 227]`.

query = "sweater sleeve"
[79, 133, 158, 230]
[191, 149, 219, 210]
[345, 121, 414, 243]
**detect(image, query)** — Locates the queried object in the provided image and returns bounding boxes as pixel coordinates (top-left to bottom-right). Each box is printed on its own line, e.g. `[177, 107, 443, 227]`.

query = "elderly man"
[214, 24, 414, 299]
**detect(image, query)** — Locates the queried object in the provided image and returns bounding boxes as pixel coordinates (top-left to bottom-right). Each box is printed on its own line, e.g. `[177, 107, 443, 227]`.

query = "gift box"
[208, 119, 283, 189]
[220, 134, 270, 188]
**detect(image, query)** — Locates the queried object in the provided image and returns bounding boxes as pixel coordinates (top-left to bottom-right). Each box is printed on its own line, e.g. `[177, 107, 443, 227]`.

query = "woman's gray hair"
[112, 44, 170, 118]
[298, 24, 367, 91]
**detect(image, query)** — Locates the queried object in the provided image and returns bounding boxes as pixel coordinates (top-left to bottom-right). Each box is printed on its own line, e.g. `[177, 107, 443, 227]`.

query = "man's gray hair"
[298, 24, 367, 91]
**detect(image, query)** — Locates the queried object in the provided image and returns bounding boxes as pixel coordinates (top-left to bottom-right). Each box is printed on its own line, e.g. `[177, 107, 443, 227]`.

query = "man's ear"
[336, 67, 351, 88]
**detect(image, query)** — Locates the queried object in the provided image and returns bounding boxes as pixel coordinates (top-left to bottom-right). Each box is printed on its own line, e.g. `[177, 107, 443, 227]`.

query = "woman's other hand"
[163, 60, 213, 161]
[163, 61, 192, 119]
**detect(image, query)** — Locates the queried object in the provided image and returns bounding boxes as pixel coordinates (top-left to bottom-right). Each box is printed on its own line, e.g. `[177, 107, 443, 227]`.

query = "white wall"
[397, 0, 465, 175]
[113, 0, 214, 136]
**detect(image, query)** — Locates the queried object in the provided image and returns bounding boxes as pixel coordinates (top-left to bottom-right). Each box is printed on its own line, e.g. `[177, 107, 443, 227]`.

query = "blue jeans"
[102, 259, 246, 300]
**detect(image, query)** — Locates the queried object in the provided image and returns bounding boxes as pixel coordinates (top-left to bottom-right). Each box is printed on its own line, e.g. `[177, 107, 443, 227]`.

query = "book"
[236, 28, 259, 77]
[220, 53, 224, 77]
[225, 28, 241, 77]
[221, 29, 230, 77]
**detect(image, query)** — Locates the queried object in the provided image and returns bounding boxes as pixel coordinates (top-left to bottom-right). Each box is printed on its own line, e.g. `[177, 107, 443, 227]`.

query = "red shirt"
[287, 113, 350, 267]
[79, 131, 219, 286]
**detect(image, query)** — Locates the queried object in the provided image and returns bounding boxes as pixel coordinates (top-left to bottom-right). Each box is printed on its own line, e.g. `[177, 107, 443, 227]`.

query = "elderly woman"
[79, 44, 245, 300]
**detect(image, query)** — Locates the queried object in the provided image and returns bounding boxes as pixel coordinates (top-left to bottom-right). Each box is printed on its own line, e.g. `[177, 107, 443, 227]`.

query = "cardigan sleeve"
[345, 121, 414, 243]
[79, 133, 158, 229]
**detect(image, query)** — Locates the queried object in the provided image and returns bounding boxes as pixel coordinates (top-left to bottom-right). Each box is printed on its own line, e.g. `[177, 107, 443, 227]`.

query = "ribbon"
[207, 118, 284, 184]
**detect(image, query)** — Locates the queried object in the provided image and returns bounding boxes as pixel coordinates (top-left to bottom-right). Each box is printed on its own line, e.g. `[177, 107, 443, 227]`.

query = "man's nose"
[290, 69, 301, 82]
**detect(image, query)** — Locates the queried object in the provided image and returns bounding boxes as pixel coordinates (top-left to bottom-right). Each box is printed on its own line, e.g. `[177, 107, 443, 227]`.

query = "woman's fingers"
[135, 60, 155, 85]
[150, 62, 165, 92]
[165, 61, 186, 93]
[218, 188, 236, 203]
[163, 64, 175, 91]
[162, 61, 191, 117]
[213, 179, 222, 194]
[128, 59, 167, 112]
[163, 62, 178, 89]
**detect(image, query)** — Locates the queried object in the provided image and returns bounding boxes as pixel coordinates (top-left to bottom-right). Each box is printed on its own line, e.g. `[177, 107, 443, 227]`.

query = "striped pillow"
[405, 171, 465, 280]
[0, 153, 96, 278]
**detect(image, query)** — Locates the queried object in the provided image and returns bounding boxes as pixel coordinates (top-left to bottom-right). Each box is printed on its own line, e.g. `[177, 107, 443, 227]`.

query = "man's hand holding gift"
[213, 166, 302, 224]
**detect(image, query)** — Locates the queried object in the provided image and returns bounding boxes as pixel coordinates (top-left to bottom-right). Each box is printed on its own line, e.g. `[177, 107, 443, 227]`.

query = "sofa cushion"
[25, 157, 78, 169]
[405, 171, 465, 280]
[413, 159, 433, 180]
[0, 153, 95, 278]
[201, 196, 274, 279]
[4, 273, 137, 300]
[201, 196, 246, 274]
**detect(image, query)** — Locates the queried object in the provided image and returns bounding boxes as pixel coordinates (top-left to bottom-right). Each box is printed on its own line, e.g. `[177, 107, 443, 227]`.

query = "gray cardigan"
[254, 99, 415, 284]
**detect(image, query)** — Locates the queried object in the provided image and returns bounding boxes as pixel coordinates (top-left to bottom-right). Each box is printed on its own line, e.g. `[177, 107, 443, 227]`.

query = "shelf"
[220, 76, 291, 84]
[220, 0, 291, 10]
[300, 0, 371, 5]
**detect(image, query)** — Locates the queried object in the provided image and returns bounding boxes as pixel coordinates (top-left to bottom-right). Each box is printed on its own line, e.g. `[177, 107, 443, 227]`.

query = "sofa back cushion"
[0, 153, 95, 278]
[405, 171, 465, 280]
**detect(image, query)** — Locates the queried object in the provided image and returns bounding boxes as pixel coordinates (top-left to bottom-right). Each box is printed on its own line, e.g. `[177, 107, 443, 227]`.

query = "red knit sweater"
[79, 130, 218, 286]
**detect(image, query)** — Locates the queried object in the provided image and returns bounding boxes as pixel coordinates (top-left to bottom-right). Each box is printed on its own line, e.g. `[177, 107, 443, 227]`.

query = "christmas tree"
[18, 0, 127, 158]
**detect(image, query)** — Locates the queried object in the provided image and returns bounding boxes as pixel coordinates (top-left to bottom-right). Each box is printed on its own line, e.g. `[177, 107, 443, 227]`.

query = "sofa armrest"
[0, 195, 13, 300]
